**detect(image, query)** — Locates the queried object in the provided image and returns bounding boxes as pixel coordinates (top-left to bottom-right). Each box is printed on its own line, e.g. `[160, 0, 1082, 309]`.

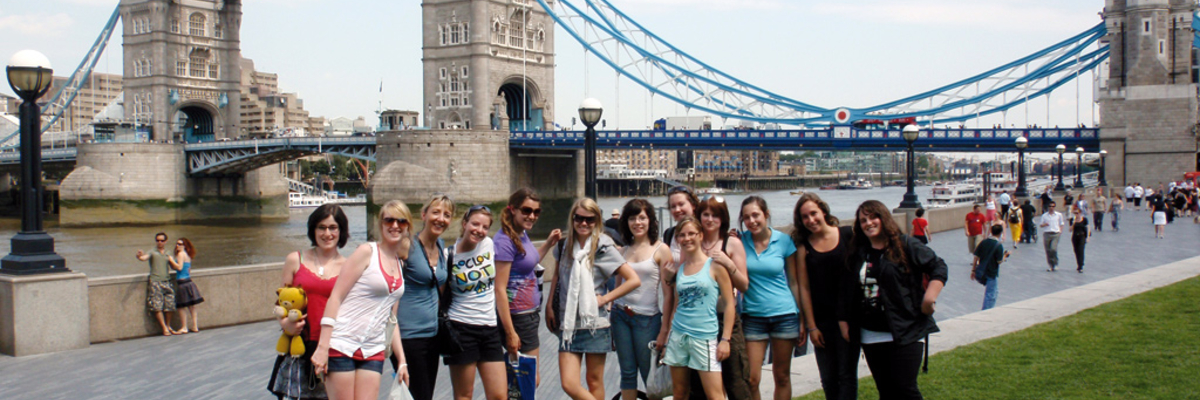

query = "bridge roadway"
[0, 207, 1192, 399]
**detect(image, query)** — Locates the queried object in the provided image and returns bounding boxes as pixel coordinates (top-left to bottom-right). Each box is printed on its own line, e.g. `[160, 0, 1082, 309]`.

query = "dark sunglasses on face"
[573, 214, 596, 224]
[155, 238, 167, 242]
[383, 217, 409, 226]
[518, 206, 542, 217]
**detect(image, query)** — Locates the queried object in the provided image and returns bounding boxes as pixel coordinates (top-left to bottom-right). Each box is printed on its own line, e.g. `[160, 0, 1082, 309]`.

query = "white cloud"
[812, 0, 1098, 33]
[0, 10, 74, 37]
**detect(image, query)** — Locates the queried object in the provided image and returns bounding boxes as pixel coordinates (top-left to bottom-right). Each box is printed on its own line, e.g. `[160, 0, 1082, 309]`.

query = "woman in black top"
[793, 193, 858, 400]
[1069, 205, 1090, 273]
[838, 200, 947, 400]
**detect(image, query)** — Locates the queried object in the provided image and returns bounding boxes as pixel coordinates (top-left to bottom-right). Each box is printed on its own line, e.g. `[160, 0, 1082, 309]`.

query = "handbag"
[645, 342, 673, 400]
[436, 246, 464, 355]
[972, 240, 1002, 285]
[506, 352, 537, 400]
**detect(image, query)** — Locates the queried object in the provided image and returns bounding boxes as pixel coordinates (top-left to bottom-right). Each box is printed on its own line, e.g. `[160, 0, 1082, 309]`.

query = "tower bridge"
[0, 0, 1190, 221]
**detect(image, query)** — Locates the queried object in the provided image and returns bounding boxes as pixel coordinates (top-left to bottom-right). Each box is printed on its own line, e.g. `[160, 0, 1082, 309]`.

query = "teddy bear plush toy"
[274, 286, 308, 357]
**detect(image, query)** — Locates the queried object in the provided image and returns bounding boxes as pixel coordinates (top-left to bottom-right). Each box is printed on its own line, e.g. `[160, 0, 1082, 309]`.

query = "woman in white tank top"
[612, 199, 674, 400]
[314, 201, 412, 400]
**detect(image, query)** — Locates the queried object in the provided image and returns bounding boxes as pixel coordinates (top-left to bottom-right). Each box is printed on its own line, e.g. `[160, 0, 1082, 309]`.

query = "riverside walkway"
[0, 208, 1197, 399]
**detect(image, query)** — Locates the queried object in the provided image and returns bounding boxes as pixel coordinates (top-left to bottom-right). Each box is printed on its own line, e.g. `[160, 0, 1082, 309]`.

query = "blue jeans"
[1111, 210, 1120, 230]
[611, 310, 662, 390]
[982, 276, 999, 310]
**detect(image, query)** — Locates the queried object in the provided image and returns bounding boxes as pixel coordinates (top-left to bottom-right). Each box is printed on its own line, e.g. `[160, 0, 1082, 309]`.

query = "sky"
[0, 0, 1105, 138]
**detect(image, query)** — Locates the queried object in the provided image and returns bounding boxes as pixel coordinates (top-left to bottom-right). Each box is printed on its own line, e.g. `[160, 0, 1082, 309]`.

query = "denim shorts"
[741, 313, 800, 341]
[557, 326, 613, 354]
[328, 355, 384, 374]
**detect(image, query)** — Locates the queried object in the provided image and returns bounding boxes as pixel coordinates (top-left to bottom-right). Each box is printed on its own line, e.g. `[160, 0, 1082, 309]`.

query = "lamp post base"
[1, 232, 67, 275]
[899, 193, 922, 210]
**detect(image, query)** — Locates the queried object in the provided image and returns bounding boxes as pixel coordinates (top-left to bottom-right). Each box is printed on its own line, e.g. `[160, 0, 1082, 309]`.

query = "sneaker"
[1077, 268, 1083, 273]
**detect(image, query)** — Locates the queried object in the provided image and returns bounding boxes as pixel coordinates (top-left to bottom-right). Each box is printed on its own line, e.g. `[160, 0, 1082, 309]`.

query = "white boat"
[927, 183, 982, 208]
[697, 187, 728, 195]
[837, 178, 873, 190]
[289, 192, 330, 208]
[329, 194, 367, 205]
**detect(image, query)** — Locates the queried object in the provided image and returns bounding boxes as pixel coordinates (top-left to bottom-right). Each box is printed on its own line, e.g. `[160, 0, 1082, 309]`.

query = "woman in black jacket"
[838, 200, 947, 400]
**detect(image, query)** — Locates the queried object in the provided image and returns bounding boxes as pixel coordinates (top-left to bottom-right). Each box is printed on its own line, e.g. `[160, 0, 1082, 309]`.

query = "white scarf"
[561, 239, 609, 344]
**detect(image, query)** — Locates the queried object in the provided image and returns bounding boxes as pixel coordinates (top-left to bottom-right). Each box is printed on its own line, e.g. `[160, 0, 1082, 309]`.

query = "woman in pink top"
[314, 201, 413, 400]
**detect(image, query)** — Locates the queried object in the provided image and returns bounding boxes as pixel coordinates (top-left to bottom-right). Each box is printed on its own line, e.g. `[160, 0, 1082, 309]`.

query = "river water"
[0, 186, 926, 277]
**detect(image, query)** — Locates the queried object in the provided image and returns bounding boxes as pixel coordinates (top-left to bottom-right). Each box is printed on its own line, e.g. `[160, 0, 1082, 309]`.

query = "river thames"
[0, 186, 929, 277]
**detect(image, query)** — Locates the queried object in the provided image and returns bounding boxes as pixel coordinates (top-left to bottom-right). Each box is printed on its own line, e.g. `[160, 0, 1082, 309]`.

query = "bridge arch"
[174, 101, 220, 143]
[498, 78, 544, 131]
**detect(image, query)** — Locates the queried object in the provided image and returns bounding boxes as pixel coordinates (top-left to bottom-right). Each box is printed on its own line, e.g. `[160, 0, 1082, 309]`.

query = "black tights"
[862, 340, 924, 400]
[1071, 234, 1086, 270]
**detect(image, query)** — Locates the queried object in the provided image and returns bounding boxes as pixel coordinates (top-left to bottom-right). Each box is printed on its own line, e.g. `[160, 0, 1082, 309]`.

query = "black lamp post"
[579, 98, 603, 200]
[1074, 146, 1084, 188]
[1098, 149, 1108, 187]
[2, 50, 66, 275]
[1054, 144, 1066, 192]
[1015, 136, 1029, 197]
[898, 124, 921, 209]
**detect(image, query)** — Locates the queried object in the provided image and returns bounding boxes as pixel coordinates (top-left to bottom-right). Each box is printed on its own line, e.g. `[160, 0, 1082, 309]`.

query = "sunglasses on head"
[668, 186, 692, 195]
[702, 194, 725, 203]
[573, 213, 597, 224]
[468, 204, 491, 214]
[382, 217, 409, 226]
[518, 206, 542, 217]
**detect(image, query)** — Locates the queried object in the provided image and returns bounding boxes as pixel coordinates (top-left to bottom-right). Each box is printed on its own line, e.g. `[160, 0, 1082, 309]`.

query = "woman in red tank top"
[268, 204, 351, 399]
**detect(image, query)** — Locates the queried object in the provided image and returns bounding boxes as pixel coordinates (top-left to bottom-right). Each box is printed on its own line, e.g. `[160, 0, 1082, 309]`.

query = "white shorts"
[1153, 211, 1167, 226]
[662, 332, 721, 372]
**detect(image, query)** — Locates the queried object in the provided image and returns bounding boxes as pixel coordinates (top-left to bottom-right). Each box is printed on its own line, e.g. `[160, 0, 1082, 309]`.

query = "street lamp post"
[898, 125, 921, 209]
[1074, 146, 1084, 188]
[1015, 136, 1029, 197]
[1055, 144, 1066, 192]
[579, 98, 603, 200]
[1098, 150, 1108, 187]
[2, 50, 66, 275]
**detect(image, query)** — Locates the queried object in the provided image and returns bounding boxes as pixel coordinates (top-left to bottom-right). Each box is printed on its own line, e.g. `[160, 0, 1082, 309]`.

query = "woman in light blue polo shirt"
[738, 196, 804, 400]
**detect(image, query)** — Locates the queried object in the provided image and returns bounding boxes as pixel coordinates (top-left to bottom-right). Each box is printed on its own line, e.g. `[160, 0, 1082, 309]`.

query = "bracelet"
[807, 327, 818, 333]
[720, 337, 731, 342]
[320, 317, 337, 327]
[399, 363, 408, 369]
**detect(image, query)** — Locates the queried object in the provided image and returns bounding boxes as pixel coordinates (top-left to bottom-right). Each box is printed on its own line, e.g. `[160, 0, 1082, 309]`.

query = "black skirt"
[175, 278, 205, 308]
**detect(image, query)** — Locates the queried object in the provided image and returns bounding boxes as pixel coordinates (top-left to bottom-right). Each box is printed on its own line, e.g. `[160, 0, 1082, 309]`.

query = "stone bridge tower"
[119, 0, 243, 142]
[421, 0, 555, 131]
[1100, 0, 1200, 187]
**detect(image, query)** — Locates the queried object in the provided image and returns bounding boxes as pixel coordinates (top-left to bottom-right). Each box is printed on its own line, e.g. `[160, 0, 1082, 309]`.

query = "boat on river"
[288, 192, 366, 208]
[928, 183, 982, 208]
[837, 178, 874, 190]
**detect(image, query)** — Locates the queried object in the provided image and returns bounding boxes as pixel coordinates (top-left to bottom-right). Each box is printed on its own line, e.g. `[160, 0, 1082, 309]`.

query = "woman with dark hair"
[169, 238, 203, 334]
[547, 197, 640, 400]
[839, 200, 947, 400]
[1069, 205, 1090, 273]
[612, 199, 673, 400]
[911, 208, 929, 245]
[737, 195, 803, 400]
[694, 195, 752, 399]
[495, 188, 561, 386]
[792, 193, 858, 400]
[268, 203, 350, 400]
[313, 201, 412, 400]
[394, 194, 454, 400]
[446, 205, 507, 400]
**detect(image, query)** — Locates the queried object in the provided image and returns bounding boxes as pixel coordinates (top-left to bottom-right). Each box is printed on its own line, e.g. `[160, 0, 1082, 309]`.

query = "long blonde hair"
[563, 197, 603, 267]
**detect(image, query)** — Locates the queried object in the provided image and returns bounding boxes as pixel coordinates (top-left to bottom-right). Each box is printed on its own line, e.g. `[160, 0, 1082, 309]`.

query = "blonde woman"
[313, 201, 412, 400]
[547, 197, 641, 400]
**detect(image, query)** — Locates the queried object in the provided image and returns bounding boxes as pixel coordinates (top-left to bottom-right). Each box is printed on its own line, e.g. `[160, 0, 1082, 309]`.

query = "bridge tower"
[1100, 0, 1200, 187]
[421, 0, 556, 131]
[119, 0, 243, 142]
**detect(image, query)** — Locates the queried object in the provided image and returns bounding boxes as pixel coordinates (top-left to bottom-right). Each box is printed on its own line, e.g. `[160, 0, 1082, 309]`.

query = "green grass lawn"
[797, 277, 1200, 400]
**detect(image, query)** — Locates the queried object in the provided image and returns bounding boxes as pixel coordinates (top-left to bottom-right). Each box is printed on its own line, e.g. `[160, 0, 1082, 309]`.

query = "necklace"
[311, 250, 329, 278]
[701, 239, 719, 253]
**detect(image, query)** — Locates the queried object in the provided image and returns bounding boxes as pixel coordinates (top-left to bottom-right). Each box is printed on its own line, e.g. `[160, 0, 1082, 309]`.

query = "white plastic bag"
[646, 341, 673, 400]
[389, 381, 414, 400]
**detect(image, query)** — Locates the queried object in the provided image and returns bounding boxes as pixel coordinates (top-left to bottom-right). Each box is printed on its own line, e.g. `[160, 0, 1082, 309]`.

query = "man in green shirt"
[136, 232, 176, 336]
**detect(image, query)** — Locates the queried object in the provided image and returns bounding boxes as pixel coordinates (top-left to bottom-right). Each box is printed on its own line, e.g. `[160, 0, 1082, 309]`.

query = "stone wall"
[371, 129, 512, 205]
[60, 143, 187, 201]
[509, 148, 583, 200]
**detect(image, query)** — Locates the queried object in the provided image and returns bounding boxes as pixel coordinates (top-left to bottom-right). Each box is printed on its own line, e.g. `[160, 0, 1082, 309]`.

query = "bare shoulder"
[725, 235, 745, 252]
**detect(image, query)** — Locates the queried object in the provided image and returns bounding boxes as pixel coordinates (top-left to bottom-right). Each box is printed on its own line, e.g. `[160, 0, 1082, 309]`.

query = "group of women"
[267, 185, 948, 400]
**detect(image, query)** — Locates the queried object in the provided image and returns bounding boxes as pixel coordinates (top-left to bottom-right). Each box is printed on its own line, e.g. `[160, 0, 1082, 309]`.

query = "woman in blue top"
[663, 217, 735, 400]
[738, 196, 805, 400]
[395, 194, 453, 400]
[168, 238, 202, 334]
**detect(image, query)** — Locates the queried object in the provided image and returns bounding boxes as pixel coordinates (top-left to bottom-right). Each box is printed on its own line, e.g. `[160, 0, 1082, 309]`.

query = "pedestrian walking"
[1069, 205, 1090, 273]
[839, 200, 947, 400]
[1006, 204, 1022, 248]
[911, 208, 930, 245]
[135, 232, 176, 337]
[972, 224, 1008, 310]
[168, 238, 203, 334]
[793, 193, 859, 400]
[1020, 200, 1038, 243]
[1091, 189, 1106, 232]
[985, 195, 997, 224]
[1109, 191, 1123, 232]
[1039, 202, 1066, 272]
[1151, 194, 1167, 239]
[998, 191, 1011, 220]
[964, 205, 986, 254]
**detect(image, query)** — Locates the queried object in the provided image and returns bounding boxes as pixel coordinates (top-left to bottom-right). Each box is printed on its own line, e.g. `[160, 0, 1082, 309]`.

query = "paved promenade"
[0, 208, 1197, 400]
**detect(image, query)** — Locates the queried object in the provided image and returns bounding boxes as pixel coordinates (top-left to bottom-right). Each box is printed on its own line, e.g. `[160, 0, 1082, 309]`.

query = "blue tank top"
[177, 261, 191, 280]
[672, 258, 719, 338]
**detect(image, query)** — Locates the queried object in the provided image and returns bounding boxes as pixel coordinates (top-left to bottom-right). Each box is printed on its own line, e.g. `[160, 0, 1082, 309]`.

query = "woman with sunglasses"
[792, 193, 858, 400]
[313, 201, 412, 400]
[548, 197, 640, 400]
[839, 200, 947, 399]
[168, 238, 203, 334]
[495, 187, 561, 385]
[738, 196, 804, 400]
[446, 205, 507, 400]
[612, 199, 673, 400]
[269, 204, 349, 400]
[394, 194, 454, 400]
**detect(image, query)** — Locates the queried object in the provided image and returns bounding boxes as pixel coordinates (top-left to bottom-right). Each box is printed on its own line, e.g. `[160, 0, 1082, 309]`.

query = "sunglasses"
[155, 238, 167, 242]
[702, 194, 725, 203]
[668, 186, 692, 195]
[573, 214, 597, 224]
[469, 204, 491, 214]
[382, 217, 409, 226]
[176, 242, 184, 246]
[518, 206, 542, 217]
